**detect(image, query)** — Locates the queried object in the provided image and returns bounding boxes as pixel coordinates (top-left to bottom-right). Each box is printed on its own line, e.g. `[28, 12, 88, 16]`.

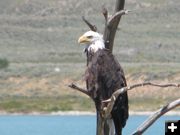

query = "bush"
[0, 58, 9, 69]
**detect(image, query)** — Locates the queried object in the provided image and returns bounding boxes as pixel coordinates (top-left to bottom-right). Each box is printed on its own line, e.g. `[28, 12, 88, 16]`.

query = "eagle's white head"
[78, 31, 105, 53]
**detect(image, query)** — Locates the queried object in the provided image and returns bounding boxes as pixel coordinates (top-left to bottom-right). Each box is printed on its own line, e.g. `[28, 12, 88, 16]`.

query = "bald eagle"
[78, 31, 129, 135]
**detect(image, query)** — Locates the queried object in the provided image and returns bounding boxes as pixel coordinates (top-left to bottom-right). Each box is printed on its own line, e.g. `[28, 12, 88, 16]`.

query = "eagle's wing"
[85, 49, 128, 134]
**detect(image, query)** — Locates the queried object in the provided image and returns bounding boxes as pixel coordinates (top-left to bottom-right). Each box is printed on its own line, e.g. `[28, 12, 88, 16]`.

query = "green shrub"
[0, 58, 9, 69]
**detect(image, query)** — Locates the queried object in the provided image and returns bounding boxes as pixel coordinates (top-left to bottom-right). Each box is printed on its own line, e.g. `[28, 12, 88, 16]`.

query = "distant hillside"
[0, 0, 179, 63]
[1, 0, 179, 16]
[0, 0, 112, 16]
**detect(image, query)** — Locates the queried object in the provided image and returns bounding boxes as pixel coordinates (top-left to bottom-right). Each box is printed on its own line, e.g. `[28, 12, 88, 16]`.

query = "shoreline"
[0, 111, 180, 116]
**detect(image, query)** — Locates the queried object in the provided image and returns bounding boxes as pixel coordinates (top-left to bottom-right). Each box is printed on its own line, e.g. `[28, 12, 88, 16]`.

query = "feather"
[85, 49, 129, 135]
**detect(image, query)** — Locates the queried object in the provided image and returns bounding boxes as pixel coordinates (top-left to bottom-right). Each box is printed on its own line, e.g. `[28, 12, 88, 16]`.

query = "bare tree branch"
[68, 82, 180, 135]
[68, 83, 91, 97]
[132, 98, 180, 135]
[102, 82, 180, 118]
[82, 16, 97, 32]
[103, 0, 125, 52]
[102, 6, 108, 26]
[108, 10, 130, 27]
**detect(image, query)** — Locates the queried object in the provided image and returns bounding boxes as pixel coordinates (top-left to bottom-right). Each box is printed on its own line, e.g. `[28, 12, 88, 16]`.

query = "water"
[0, 115, 179, 135]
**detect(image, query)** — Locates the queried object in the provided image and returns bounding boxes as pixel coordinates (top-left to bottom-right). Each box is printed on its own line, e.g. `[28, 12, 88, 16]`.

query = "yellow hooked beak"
[78, 35, 91, 44]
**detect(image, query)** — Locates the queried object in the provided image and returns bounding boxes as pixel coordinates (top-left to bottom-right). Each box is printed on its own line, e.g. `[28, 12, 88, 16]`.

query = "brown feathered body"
[85, 49, 129, 135]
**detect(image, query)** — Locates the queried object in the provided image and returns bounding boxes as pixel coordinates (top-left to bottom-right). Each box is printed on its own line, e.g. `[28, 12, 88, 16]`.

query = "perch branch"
[68, 83, 91, 97]
[82, 16, 97, 32]
[102, 82, 180, 118]
[132, 98, 180, 135]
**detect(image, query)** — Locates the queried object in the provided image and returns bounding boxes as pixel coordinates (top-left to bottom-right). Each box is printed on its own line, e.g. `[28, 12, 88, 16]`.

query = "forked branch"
[102, 82, 180, 118]
[103, 0, 125, 52]
[108, 9, 130, 27]
[133, 99, 180, 135]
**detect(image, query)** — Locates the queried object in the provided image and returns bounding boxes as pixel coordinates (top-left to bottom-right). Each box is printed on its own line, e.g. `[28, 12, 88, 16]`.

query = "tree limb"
[82, 16, 97, 32]
[108, 10, 130, 27]
[102, 6, 108, 26]
[103, 0, 125, 52]
[132, 98, 180, 135]
[102, 82, 180, 118]
[68, 83, 91, 97]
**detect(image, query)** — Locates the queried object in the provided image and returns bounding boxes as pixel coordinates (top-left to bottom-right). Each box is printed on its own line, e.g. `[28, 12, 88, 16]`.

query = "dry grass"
[0, 70, 179, 112]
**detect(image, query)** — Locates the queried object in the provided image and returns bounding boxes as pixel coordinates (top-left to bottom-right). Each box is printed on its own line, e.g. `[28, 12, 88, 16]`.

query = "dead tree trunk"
[103, 0, 125, 53]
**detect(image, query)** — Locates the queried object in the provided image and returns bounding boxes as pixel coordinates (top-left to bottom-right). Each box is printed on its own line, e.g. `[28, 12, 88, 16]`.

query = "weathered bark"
[97, 112, 105, 135]
[103, 0, 125, 53]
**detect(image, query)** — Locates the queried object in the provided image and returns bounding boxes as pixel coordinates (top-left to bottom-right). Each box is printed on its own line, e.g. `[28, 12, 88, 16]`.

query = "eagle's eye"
[87, 36, 93, 39]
